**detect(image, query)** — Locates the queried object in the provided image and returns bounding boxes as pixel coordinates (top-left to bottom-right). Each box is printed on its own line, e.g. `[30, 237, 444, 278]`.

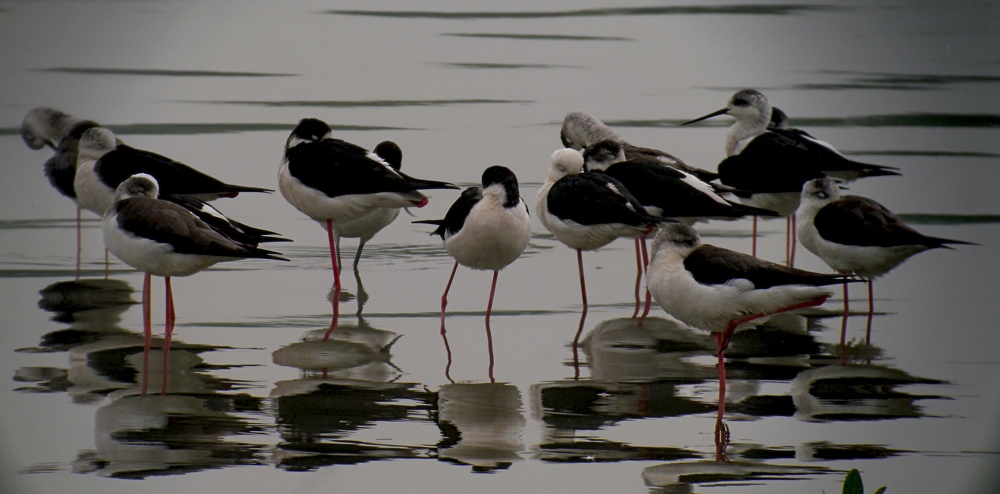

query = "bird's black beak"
[681, 108, 729, 126]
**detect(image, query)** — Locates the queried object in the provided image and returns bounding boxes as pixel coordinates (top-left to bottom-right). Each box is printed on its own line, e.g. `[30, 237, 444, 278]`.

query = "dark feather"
[684, 244, 850, 289]
[815, 196, 975, 248]
[414, 186, 482, 238]
[547, 173, 660, 226]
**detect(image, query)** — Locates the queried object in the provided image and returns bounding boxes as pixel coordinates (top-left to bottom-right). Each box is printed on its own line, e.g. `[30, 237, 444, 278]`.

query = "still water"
[2, 1, 999, 492]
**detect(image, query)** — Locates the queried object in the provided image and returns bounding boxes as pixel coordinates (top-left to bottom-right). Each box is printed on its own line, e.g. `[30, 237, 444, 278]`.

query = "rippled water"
[2, 1, 999, 493]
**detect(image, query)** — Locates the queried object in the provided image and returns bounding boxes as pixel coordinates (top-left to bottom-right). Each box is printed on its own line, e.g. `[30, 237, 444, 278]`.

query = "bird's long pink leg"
[638, 236, 653, 326]
[577, 249, 588, 310]
[631, 239, 642, 318]
[789, 216, 797, 267]
[485, 270, 498, 382]
[865, 280, 875, 349]
[75, 206, 82, 280]
[751, 216, 758, 258]
[323, 219, 341, 341]
[439, 261, 459, 334]
[141, 272, 152, 396]
[161, 276, 175, 395]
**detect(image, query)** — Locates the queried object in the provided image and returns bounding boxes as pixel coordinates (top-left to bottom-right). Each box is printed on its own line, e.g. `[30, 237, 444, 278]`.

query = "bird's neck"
[726, 117, 768, 156]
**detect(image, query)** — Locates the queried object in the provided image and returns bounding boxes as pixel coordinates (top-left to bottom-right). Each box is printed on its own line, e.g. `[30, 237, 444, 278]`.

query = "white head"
[800, 177, 841, 206]
[650, 223, 702, 257]
[560, 110, 622, 150]
[115, 173, 160, 200]
[78, 127, 118, 162]
[582, 139, 626, 172]
[21, 107, 75, 150]
[546, 148, 585, 184]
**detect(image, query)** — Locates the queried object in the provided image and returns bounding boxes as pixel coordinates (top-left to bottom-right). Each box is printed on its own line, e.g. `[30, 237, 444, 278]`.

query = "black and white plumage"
[279, 118, 457, 339]
[582, 139, 779, 223]
[644, 223, 847, 391]
[537, 148, 663, 308]
[21, 107, 104, 202]
[796, 177, 973, 332]
[797, 177, 972, 279]
[75, 127, 272, 217]
[102, 174, 286, 393]
[416, 165, 531, 329]
[560, 110, 719, 182]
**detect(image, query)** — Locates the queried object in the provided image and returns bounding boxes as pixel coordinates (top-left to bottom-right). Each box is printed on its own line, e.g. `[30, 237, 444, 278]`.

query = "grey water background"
[2, 1, 999, 492]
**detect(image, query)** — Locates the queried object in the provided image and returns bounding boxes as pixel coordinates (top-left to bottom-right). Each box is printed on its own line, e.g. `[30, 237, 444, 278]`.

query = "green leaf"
[843, 469, 863, 494]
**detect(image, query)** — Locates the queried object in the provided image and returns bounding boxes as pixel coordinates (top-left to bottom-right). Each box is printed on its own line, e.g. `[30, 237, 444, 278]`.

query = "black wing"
[815, 196, 974, 248]
[684, 244, 848, 289]
[718, 132, 827, 193]
[97, 145, 271, 196]
[414, 186, 482, 239]
[285, 138, 456, 198]
[547, 173, 659, 226]
[114, 197, 286, 260]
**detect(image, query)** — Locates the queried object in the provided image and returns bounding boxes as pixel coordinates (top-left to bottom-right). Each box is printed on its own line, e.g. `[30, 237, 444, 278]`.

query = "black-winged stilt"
[796, 177, 974, 344]
[279, 118, 457, 339]
[537, 148, 663, 311]
[102, 174, 287, 394]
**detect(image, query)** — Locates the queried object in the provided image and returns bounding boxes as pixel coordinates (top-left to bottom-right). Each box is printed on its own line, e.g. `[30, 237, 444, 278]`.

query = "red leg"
[440, 261, 459, 335]
[75, 206, 82, 280]
[323, 219, 341, 341]
[638, 236, 653, 326]
[441, 330, 454, 384]
[485, 299, 496, 384]
[789, 215, 797, 267]
[576, 249, 588, 310]
[161, 276, 175, 395]
[865, 279, 874, 348]
[751, 215, 758, 258]
[632, 239, 642, 318]
[141, 272, 152, 396]
[715, 330, 729, 461]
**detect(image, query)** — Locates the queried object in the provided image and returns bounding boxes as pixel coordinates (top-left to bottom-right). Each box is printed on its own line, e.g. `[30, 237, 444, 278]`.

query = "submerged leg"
[439, 261, 459, 334]
[323, 219, 341, 341]
[161, 276, 175, 395]
[751, 216, 758, 258]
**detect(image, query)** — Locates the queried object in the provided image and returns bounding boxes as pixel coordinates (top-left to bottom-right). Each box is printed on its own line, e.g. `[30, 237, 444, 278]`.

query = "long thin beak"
[681, 108, 729, 126]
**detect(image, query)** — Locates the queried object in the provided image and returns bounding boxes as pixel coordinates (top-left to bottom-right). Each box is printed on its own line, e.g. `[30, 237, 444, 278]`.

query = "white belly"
[75, 159, 114, 216]
[103, 214, 227, 277]
[446, 201, 531, 271]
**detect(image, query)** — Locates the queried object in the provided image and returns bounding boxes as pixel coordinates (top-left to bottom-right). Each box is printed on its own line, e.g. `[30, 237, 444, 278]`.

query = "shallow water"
[2, 1, 1000, 493]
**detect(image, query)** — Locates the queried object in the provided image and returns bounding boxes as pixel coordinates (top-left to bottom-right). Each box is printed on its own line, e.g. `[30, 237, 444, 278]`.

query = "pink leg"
[638, 236, 653, 326]
[571, 306, 588, 380]
[751, 216, 758, 258]
[789, 215, 797, 267]
[161, 277, 175, 395]
[441, 330, 454, 384]
[865, 280, 874, 347]
[141, 272, 152, 396]
[75, 206, 82, 280]
[632, 239, 642, 318]
[576, 249, 588, 309]
[323, 219, 341, 341]
[486, 270, 498, 382]
[439, 261, 459, 335]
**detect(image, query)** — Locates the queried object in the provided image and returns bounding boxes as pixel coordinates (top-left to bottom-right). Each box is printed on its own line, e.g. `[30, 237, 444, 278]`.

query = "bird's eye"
[557, 165, 566, 173]
[817, 191, 828, 199]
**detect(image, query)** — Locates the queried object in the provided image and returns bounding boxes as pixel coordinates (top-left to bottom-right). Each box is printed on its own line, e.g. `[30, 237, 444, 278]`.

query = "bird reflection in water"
[436, 382, 524, 472]
[270, 318, 428, 471]
[75, 390, 265, 478]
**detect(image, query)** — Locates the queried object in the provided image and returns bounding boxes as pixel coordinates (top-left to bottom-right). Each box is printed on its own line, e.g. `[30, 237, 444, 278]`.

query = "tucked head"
[115, 173, 159, 200]
[560, 110, 621, 150]
[373, 140, 403, 171]
[21, 106, 71, 150]
[801, 177, 840, 205]
[287, 118, 332, 150]
[651, 223, 702, 254]
[768, 107, 789, 130]
[582, 139, 625, 172]
[547, 148, 585, 183]
[78, 127, 118, 161]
